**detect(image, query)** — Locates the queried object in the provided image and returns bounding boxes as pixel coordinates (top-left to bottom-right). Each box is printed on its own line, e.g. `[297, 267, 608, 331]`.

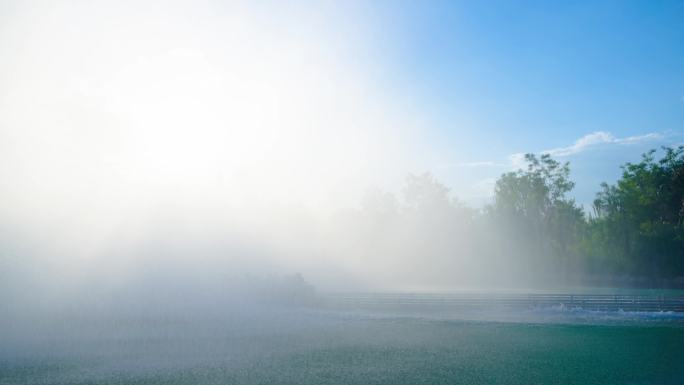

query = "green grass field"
[2, 309, 683, 385]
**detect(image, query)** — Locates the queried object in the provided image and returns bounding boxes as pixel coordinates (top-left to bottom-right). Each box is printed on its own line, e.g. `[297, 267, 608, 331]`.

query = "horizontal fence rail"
[321, 293, 684, 312]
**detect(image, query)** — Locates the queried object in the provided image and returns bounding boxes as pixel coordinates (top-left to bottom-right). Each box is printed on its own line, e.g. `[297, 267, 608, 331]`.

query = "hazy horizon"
[1, 0, 683, 301]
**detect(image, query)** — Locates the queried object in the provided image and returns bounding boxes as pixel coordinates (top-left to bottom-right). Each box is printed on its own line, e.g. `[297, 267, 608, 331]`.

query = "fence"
[321, 292, 684, 312]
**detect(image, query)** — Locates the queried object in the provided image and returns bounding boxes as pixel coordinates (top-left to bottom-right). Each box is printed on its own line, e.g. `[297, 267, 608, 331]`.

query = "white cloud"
[450, 131, 668, 184]
[616, 133, 664, 145]
[451, 130, 674, 207]
[543, 131, 663, 157]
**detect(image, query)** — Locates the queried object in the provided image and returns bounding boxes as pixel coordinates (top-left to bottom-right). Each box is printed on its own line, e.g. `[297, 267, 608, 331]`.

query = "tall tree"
[589, 147, 684, 278]
[491, 154, 584, 279]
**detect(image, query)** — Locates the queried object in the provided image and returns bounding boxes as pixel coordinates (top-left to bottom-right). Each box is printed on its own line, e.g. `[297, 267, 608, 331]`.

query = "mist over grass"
[2, 1, 682, 327]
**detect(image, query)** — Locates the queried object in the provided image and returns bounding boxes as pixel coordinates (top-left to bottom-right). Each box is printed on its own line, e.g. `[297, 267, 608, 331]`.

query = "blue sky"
[0, 0, 681, 213]
[346, 0, 684, 206]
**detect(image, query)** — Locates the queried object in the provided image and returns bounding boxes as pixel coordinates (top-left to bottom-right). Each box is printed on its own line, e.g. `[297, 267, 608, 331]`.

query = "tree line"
[357, 146, 684, 287]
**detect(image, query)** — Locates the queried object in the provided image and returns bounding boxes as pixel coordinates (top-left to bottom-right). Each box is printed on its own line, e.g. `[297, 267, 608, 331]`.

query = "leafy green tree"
[491, 154, 584, 279]
[352, 149, 684, 286]
[588, 147, 684, 278]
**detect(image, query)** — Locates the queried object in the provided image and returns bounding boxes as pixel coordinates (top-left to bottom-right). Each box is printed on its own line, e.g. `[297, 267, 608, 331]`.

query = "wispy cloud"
[448, 130, 673, 206]
[451, 131, 666, 173]
[439, 161, 504, 169]
[508, 153, 527, 170]
[543, 131, 663, 157]
[469, 177, 497, 197]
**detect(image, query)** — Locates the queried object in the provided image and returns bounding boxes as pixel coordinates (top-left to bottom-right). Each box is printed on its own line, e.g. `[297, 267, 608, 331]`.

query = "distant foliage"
[356, 147, 684, 286]
[584, 147, 684, 278]
[489, 154, 585, 280]
[491, 147, 684, 282]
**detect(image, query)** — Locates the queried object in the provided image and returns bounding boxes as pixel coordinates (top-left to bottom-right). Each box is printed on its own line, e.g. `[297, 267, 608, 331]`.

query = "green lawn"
[2, 312, 683, 385]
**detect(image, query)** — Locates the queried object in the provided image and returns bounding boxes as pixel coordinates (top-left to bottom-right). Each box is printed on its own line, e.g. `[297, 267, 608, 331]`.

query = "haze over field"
[0, 1, 420, 298]
[1, 0, 683, 311]
[2, 2, 684, 385]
